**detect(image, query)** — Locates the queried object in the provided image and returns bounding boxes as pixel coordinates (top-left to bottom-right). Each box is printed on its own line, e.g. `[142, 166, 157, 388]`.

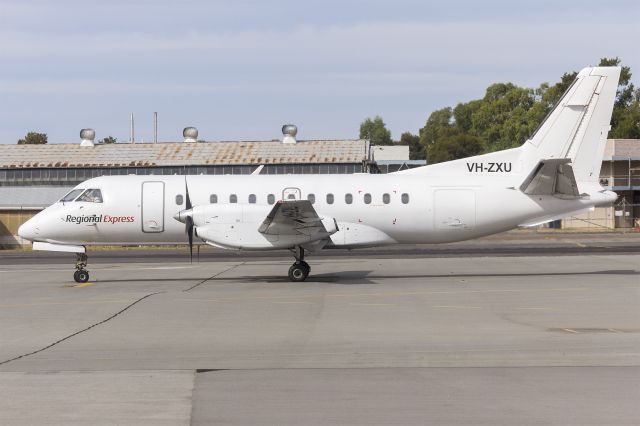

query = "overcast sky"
[0, 0, 638, 144]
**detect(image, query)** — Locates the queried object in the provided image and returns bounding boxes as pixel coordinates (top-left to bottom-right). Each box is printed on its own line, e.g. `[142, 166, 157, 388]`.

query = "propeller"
[185, 178, 194, 263]
[173, 177, 195, 263]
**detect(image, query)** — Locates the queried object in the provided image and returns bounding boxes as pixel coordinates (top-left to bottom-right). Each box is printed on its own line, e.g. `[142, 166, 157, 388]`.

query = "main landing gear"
[73, 253, 90, 283]
[288, 246, 310, 282]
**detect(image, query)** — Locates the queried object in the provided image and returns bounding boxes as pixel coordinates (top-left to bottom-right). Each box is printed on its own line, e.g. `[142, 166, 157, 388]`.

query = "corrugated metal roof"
[0, 140, 369, 168]
[0, 186, 72, 209]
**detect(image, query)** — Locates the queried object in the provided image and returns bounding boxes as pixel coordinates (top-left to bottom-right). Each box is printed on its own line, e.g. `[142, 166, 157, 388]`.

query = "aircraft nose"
[18, 217, 38, 241]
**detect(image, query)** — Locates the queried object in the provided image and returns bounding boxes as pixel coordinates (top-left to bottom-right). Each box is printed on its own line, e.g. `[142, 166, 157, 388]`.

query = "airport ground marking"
[179, 286, 588, 304]
[432, 305, 482, 309]
[0, 299, 136, 308]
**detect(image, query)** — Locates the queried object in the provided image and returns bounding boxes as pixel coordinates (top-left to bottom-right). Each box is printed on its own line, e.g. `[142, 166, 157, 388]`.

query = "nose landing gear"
[288, 246, 310, 282]
[73, 253, 90, 283]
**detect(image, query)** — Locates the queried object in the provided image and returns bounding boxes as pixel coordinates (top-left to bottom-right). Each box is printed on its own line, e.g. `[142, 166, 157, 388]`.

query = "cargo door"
[434, 189, 476, 230]
[141, 181, 165, 233]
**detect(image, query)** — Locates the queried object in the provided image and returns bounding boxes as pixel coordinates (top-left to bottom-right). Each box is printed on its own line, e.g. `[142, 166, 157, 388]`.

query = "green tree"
[599, 57, 640, 138]
[416, 58, 638, 162]
[398, 132, 424, 160]
[359, 116, 393, 146]
[17, 132, 47, 144]
[427, 134, 484, 164]
[99, 136, 117, 144]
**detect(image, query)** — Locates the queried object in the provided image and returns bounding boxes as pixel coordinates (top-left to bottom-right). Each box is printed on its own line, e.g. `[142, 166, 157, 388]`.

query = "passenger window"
[230, 194, 237, 203]
[307, 193, 315, 204]
[364, 193, 371, 204]
[383, 193, 390, 204]
[60, 189, 84, 202]
[326, 193, 334, 204]
[345, 193, 353, 204]
[267, 194, 275, 205]
[175, 194, 183, 205]
[248, 194, 256, 204]
[77, 189, 103, 203]
[210, 194, 217, 203]
[401, 193, 409, 204]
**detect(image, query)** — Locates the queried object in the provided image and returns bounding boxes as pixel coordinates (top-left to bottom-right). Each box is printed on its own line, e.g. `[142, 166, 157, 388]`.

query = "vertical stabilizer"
[521, 67, 620, 183]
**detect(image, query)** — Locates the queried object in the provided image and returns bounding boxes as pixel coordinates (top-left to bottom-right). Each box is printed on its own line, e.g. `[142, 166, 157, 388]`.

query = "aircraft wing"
[258, 200, 336, 237]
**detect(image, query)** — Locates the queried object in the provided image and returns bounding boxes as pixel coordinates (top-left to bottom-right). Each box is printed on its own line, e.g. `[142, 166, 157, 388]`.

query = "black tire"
[299, 261, 310, 273]
[74, 270, 89, 283]
[288, 263, 309, 282]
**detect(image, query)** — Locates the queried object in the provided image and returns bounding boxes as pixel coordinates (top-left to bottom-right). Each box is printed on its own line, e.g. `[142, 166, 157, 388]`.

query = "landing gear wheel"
[299, 260, 310, 274]
[74, 269, 89, 283]
[288, 263, 309, 282]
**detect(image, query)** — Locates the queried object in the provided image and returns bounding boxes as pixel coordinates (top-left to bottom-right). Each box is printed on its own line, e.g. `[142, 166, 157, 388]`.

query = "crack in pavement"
[0, 291, 165, 366]
[0, 262, 244, 367]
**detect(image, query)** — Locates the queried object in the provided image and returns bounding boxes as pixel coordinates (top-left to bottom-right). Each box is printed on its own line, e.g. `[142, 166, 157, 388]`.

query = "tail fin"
[521, 66, 620, 183]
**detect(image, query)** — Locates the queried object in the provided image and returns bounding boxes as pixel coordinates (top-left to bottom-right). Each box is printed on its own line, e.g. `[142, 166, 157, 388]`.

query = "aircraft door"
[282, 187, 302, 201]
[141, 181, 165, 233]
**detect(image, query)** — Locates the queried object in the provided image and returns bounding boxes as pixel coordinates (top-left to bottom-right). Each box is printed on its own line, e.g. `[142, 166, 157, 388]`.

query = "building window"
[345, 193, 353, 204]
[210, 194, 217, 203]
[248, 194, 256, 204]
[364, 193, 371, 204]
[176, 194, 184, 205]
[230, 194, 237, 203]
[326, 193, 334, 204]
[401, 193, 409, 204]
[267, 194, 275, 205]
[307, 193, 315, 204]
[383, 193, 390, 204]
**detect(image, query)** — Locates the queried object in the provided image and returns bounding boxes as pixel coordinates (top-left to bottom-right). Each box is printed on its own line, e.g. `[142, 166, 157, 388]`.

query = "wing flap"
[258, 200, 334, 237]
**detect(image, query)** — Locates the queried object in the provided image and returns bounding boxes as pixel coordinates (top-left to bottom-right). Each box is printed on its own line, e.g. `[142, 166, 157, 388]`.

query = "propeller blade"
[185, 177, 193, 263]
[187, 217, 194, 263]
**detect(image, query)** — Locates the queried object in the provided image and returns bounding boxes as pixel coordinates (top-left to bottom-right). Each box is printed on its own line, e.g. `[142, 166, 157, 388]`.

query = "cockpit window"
[76, 188, 103, 203]
[60, 189, 84, 202]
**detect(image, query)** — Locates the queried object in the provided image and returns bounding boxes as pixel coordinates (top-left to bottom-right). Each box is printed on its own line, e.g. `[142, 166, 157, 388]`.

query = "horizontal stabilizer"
[519, 159, 580, 197]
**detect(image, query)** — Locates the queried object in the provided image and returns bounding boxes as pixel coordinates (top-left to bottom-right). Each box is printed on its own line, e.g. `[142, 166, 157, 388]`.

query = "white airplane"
[19, 67, 620, 283]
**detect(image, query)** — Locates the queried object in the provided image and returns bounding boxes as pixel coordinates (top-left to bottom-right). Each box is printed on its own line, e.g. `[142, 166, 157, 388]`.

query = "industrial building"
[1, 126, 424, 247]
[561, 139, 640, 229]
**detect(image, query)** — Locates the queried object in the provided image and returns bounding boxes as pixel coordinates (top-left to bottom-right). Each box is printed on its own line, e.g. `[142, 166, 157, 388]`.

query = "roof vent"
[80, 128, 95, 147]
[183, 127, 198, 142]
[282, 124, 297, 144]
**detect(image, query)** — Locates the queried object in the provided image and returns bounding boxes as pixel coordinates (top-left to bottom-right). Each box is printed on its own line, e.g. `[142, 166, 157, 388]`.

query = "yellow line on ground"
[562, 328, 580, 333]
[0, 299, 133, 308]
[350, 303, 396, 306]
[63, 282, 94, 288]
[432, 305, 482, 309]
[179, 286, 589, 304]
[516, 307, 554, 310]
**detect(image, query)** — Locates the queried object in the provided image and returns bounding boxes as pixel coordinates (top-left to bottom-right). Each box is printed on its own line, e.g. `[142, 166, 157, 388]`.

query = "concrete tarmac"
[1, 245, 639, 424]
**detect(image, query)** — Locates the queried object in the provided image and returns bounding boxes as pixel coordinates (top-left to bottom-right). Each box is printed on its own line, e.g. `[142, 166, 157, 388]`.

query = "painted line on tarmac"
[179, 286, 589, 304]
[432, 305, 482, 309]
[0, 299, 135, 308]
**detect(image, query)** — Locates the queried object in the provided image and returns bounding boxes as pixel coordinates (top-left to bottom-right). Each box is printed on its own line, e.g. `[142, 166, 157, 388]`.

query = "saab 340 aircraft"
[19, 67, 620, 283]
